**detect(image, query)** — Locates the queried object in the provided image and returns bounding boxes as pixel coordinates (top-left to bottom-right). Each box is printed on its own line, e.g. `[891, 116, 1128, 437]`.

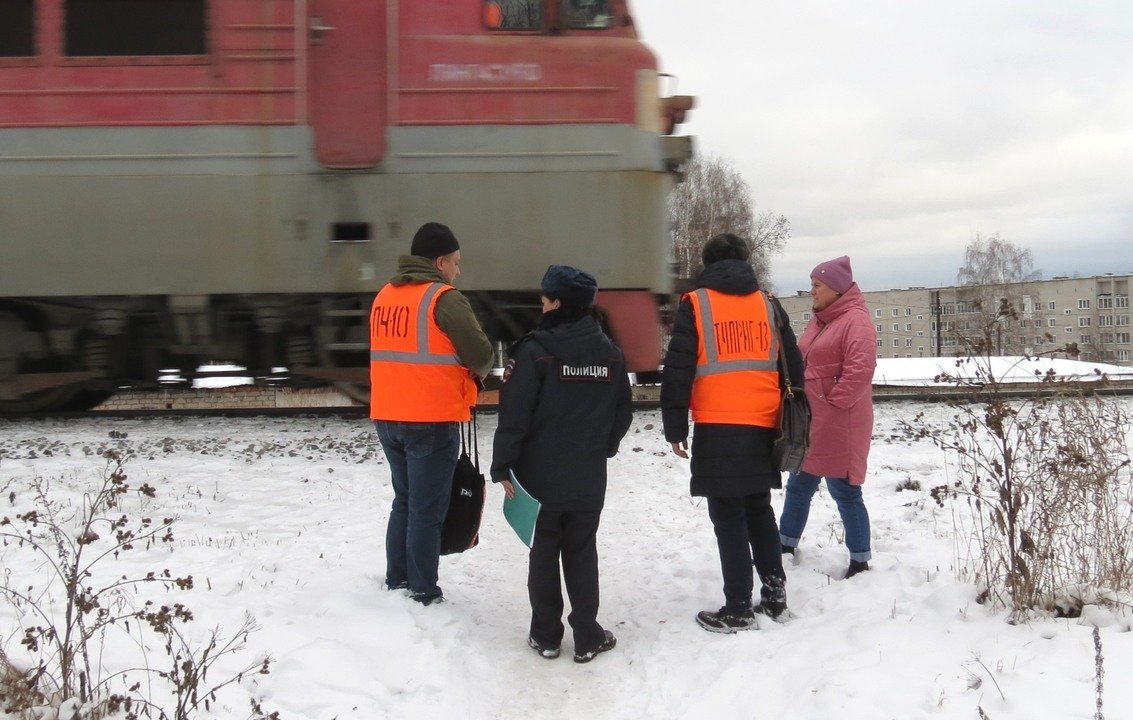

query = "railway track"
[6, 379, 1133, 420]
[1, 385, 664, 419]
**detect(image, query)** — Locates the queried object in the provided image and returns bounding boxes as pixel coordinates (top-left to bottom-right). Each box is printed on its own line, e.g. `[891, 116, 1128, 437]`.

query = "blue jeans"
[779, 471, 872, 562]
[374, 420, 460, 601]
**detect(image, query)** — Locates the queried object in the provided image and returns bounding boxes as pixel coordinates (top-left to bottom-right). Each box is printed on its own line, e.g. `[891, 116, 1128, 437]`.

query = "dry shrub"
[904, 329, 1133, 618]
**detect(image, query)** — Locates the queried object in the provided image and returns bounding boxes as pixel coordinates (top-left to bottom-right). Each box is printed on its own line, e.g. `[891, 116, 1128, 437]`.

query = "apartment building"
[776, 272, 1133, 367]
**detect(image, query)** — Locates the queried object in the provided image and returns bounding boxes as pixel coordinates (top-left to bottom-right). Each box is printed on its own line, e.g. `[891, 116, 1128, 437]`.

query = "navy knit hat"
[541, 265, 598, 308]
[410, 222, 460, 259]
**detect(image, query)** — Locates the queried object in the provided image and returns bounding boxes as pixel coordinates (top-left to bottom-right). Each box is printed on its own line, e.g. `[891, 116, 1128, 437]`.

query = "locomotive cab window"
[484, 0, 545, 30]
[1, 0, 35, 57]
[65, 0, 206, 56]
[562, 0, 611, 29]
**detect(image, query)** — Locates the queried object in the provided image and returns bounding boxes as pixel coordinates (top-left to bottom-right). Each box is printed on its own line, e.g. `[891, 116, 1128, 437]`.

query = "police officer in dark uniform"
[491, 265, 633, 664]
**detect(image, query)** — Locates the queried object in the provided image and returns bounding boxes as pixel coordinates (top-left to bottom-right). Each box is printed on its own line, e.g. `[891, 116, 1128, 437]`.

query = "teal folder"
[503, 470, 541, 548]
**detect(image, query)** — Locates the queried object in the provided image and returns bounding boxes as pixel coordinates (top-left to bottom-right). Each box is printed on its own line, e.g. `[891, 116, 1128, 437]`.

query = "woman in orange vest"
[661, 233, 804, 633]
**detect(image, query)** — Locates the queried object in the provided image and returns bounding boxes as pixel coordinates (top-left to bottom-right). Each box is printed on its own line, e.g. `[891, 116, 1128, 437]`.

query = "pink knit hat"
[811, 255, 853, 294]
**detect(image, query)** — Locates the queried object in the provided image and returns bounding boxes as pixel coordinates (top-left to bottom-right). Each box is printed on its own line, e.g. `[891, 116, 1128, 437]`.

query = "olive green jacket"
[385, 255, 494, 379]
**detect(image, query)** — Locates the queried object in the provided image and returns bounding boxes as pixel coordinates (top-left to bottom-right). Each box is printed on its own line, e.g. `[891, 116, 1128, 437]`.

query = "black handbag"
[769, 302, 811, 473]
[441, 414, 486, 555]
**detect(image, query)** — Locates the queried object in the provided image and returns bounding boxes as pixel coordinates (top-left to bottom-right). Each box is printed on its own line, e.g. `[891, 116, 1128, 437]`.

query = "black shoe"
[528, 636, 561, 660]
[385, 581, 408, 591]
[695, 605, 756, 634]
[755, 601, 787, 620]
[411, 592, 444, 606]
[781, 545, 796, 556]
[573, 630, 616, 663]
[845, 560, 870, 579]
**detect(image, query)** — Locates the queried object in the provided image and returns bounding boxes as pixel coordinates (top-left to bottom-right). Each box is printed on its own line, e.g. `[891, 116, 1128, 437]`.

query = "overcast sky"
[633, 1, 1133, 293]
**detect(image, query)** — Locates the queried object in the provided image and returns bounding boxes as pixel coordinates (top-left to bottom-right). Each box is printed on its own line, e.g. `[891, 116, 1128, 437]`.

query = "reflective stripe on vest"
[688, 288, 781, 427]
[369, 281, 476, 422]
[693, 288, 779, 376]
[369, 283, 461, 365]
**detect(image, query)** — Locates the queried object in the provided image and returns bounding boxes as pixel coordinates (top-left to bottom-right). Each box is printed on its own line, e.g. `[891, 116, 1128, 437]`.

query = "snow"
[874, 356, 1133, 386]
[1, 399, 1132, 720]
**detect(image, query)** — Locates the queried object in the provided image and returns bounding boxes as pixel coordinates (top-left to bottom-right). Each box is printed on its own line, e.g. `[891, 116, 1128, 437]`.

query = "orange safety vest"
[688, 288, 781, 427]
[369, 282, 477, 422]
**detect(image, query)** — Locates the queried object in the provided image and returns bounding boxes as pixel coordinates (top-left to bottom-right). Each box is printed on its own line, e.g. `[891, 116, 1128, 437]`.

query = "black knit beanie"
[410, 222, 460, 259]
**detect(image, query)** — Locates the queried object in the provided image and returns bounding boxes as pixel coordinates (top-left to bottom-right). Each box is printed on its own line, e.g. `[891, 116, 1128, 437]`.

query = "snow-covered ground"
[1, 400, 1132, 720]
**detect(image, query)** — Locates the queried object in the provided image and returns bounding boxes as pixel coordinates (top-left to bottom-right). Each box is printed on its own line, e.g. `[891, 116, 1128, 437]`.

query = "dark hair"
[701, 233, 750, 266]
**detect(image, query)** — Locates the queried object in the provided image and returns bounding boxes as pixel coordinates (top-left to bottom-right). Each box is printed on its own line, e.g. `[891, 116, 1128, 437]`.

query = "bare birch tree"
[952, 233, 1045, 355]
[668, 154, 789, 285]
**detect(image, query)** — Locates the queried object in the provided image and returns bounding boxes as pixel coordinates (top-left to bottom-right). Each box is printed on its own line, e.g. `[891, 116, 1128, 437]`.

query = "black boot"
[696, 603, 756, 633]
[845, 560, 870, 579]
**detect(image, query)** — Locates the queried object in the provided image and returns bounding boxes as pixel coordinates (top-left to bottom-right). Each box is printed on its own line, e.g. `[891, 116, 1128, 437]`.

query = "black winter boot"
[845, 560, 870, 579]
[696, 604, 756, 633]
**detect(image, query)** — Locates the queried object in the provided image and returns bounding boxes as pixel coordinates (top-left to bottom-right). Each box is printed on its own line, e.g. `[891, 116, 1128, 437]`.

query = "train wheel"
[0, 385, 86, 415]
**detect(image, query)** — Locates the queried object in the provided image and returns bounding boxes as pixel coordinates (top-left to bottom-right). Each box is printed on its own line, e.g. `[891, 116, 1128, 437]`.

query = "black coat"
[491, 313, 633, 513]
[660, 260, 804, 498]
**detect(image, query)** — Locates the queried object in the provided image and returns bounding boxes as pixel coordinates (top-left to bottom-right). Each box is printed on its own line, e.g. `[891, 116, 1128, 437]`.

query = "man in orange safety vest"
[370, 222, 493, 605]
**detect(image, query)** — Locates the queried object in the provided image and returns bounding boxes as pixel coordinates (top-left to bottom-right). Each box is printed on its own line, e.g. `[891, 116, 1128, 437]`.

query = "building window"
[1, 0, 35, 57]
[1079, 299, 1091, 309]
[906, 339, 913, 347]
[1065, 327, 1073, 333]
[892, 339, 900, 347]
[803, 312, 811, 321]
[917, 331, 924, 337]
[1035, 336, 1044, 345]
[1100, 315, 1114, 327]
[1048, 301, 1056, 311]
[875, 309, 882, 318]
[904, 323, 912, 332]
[66, 0, 207, 56]
[1118, 332, 1131, 344]
[876, 339, 883, 348]
[1118, 349, 1130, 362]
[1065, 309, 1073, 315]
[1079, 317, 1091, 327]
[1099, 296, 1114, 309]
[1118, 315, 1131, 327]
[1117, 296, 1130, 309]
[875, 324, 882, 333]
[1081, 335, 1092, 345]
[892, 308, 900, 317]
[905, 308, 912, 316]
[1047, 318, 1056, 327]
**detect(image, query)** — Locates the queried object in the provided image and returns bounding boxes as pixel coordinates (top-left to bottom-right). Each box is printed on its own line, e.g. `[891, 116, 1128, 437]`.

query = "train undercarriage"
[0, 289, 634, 413]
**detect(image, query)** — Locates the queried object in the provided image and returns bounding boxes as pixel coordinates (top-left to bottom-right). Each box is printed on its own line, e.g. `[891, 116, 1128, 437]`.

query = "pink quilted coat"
[797, 284, 877, 485]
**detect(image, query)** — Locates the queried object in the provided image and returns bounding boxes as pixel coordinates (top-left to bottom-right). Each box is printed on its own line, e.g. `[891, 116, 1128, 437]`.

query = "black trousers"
[706, 492, 786, 611]
[528, 509, 606, 653]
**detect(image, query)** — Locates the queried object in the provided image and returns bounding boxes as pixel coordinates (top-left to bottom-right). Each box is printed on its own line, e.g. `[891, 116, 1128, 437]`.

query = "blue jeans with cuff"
[779, 470, 872, 562]
[374, 420, 460, 602]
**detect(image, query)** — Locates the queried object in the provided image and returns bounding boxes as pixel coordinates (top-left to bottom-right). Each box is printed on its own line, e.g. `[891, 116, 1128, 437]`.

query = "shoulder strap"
[768, 298, 795, 396]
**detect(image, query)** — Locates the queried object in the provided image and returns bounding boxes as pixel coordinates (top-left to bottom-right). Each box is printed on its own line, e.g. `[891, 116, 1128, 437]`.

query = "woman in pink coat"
[779, 256, 877, 578]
